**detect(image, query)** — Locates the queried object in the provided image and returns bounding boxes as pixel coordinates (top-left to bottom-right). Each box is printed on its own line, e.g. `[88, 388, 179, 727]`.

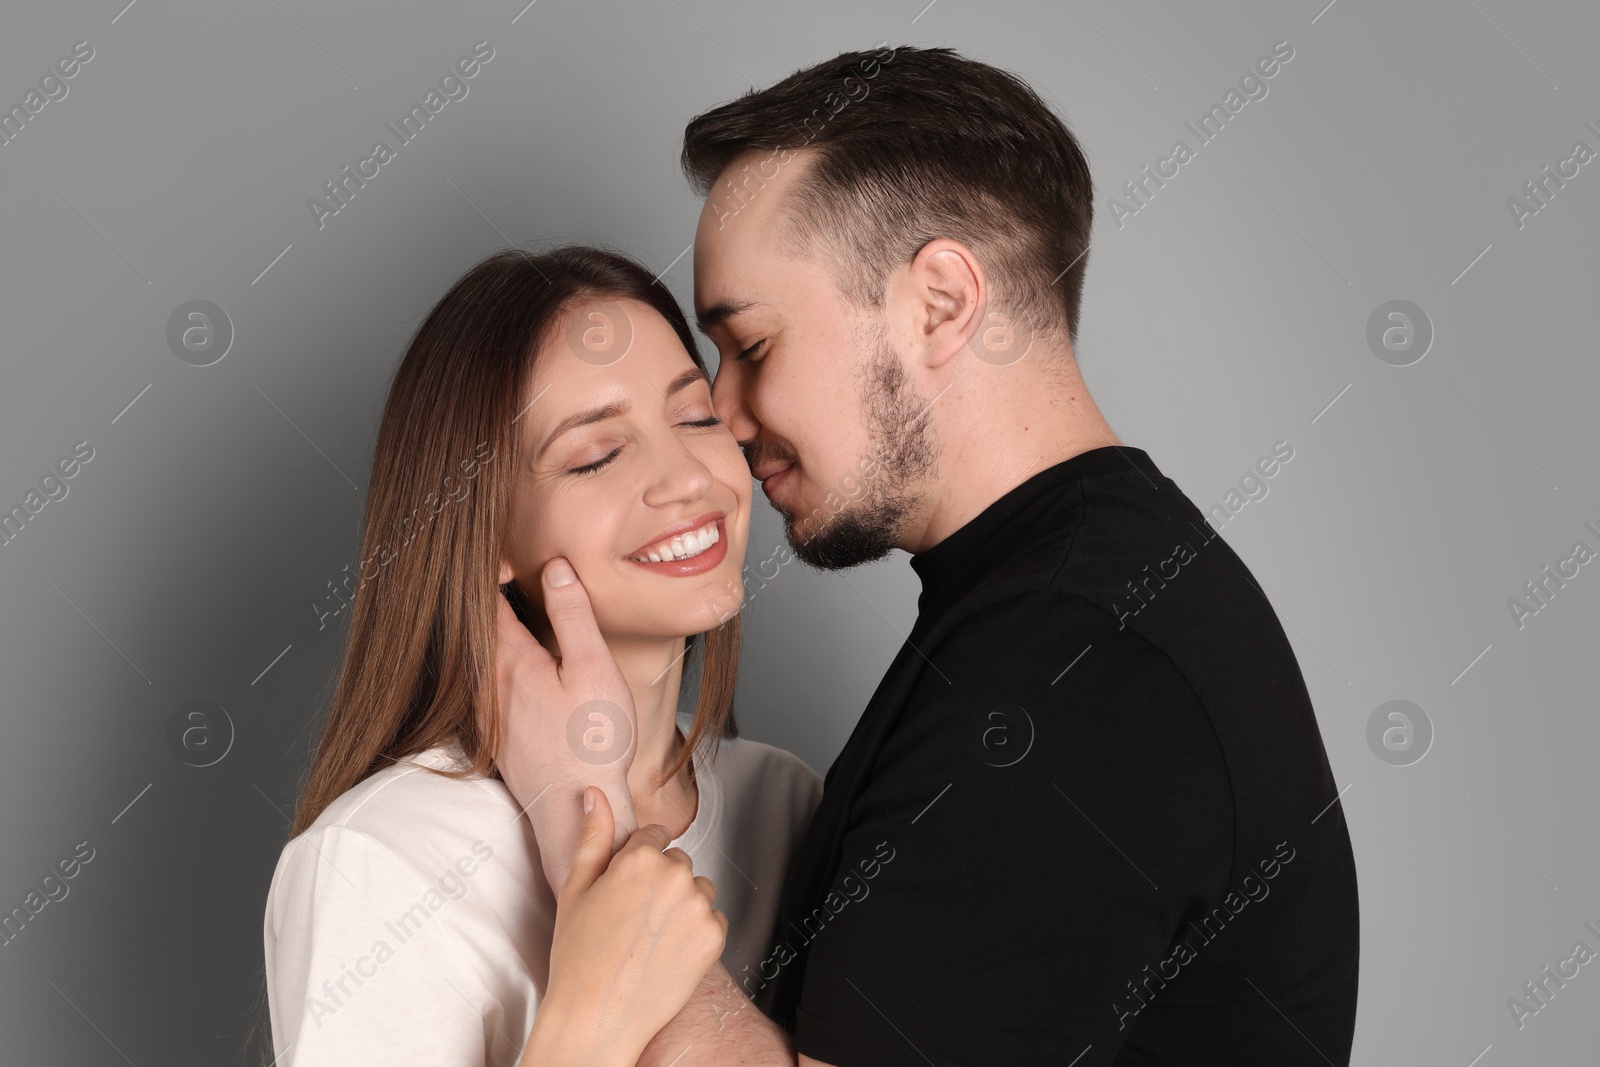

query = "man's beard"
[772, 337, 938, 570]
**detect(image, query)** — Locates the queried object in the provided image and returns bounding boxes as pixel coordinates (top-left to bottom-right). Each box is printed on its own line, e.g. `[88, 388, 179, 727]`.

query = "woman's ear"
[497, 558, 513, 585]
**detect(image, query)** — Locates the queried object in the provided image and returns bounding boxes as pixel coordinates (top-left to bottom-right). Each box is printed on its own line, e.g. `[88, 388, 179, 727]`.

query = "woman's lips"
[625, 517, 729, 577]
[627, 509, 725, 558]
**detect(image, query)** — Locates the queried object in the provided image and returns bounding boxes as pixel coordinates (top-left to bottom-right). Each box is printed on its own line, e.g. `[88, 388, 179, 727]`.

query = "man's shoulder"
[956, 459, 1235, 623]
[930, 584, 1168, 682]
[915, 482, 1339, 838]
[943, 462, 1293, 691]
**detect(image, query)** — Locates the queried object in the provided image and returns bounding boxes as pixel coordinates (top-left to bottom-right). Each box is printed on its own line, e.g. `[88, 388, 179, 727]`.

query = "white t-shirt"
[262, 721, 823, 1066]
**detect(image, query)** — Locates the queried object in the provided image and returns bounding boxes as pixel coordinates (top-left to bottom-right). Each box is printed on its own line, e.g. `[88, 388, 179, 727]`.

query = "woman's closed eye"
[567, 446, 622, 476]
[670, 392, 723, 429]
[563, 416, 723, 476]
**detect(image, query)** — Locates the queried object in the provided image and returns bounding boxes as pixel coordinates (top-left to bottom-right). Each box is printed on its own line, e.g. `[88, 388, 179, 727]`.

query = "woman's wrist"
[520, 990, 641, 1067]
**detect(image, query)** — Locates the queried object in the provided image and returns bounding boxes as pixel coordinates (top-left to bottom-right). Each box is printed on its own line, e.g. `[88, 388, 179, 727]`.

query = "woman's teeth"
[633, 521, 719, 563]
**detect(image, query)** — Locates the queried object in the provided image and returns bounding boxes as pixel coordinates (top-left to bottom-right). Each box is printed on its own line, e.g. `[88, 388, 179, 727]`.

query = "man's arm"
[635, 963, 795, 1067]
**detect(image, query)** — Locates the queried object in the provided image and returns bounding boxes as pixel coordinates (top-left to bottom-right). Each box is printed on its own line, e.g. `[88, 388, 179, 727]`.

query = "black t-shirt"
[751, 445, 1359, 1066]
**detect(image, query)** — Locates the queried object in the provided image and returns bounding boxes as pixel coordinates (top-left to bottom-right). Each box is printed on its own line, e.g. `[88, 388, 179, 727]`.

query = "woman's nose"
[641, 436, 714, 507]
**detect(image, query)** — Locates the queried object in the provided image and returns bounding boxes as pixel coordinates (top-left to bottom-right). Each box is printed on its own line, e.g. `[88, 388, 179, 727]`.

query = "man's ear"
[896, 238, 987, 370]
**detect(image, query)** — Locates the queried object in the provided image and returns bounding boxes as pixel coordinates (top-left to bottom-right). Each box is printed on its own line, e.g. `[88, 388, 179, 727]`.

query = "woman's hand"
[523, 787, 727, 1067]
[480, 557, 639, 896]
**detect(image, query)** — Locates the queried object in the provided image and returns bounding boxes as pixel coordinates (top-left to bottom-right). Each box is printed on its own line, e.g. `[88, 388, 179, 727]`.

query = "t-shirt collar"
[668, 720, 721, 857]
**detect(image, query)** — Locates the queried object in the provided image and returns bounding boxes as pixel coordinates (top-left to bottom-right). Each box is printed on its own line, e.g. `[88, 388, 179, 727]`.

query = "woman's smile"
[624, 514, 729, 576]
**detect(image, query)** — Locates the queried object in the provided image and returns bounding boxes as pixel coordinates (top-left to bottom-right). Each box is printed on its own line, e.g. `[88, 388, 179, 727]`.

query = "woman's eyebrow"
[665, 366, 710, 397]
[535, 369, 708, 459]
[536, 401, 628, 460]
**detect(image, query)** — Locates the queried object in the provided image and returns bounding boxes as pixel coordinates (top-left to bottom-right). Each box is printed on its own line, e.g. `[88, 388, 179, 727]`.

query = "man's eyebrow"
[695, 299, 761, 335]
[536, 401, 628, 461]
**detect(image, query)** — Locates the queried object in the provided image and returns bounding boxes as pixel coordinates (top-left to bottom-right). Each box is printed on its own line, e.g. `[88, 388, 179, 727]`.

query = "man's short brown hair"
[682, 44, 1095, 346]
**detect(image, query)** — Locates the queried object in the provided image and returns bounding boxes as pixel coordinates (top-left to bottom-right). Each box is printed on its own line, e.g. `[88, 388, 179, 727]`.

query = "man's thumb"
[562, 786, 614, 899]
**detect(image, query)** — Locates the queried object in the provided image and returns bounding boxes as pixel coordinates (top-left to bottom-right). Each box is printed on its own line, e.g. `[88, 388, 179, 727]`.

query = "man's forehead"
[710, 143, 818, 214]
[693, 147, 830, 329]
[691, 220, 769, 328]
[694, 144, 817, 255]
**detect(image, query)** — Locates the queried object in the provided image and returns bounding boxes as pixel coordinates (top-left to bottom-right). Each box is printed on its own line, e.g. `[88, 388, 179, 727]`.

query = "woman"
[257, 246, 822, 1065]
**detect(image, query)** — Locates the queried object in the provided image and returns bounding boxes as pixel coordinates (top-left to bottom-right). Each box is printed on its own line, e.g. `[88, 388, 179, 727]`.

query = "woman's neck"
[607, 634, 693, 806]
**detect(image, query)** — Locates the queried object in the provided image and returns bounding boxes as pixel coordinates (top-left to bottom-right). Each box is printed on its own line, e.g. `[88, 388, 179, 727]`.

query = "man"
[681, 43, 1357, 1065]
[527, 44, 1359, 1066]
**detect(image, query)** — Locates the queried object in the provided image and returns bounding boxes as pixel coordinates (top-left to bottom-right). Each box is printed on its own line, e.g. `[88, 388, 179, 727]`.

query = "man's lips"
[755, 464, 793, 494]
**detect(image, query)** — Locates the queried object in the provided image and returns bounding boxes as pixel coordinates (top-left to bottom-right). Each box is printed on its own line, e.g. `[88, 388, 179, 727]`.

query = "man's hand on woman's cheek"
[480, 557, 639, 896]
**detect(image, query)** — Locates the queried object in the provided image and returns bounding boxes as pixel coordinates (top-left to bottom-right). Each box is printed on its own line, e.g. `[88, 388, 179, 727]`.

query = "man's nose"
[710, 361, 760, 449]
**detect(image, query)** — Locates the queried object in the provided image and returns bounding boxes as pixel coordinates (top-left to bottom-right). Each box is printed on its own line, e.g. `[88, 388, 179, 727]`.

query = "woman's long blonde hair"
[287, 245, 741, 839]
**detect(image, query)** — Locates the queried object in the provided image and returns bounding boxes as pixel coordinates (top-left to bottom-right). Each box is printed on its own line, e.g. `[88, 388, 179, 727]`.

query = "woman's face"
[502, 297, 751, 641]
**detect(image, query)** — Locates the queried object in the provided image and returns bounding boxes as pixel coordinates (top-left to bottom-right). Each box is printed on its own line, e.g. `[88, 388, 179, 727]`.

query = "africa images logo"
[1113, 841, 1297, 1029]
[738, 840, 897, 1000]
[305, 840, 494, 1026]
[307, 41, 495, 230]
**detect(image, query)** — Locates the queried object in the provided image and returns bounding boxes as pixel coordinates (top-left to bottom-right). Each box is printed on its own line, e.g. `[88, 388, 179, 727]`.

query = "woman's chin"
[598, 579, 744, 641]
[676, 580, 745, 635]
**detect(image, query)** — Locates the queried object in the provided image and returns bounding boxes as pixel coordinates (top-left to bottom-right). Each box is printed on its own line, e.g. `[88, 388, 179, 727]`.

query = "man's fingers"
[540, 558, 613, 674]
[495, 589, 555, 678]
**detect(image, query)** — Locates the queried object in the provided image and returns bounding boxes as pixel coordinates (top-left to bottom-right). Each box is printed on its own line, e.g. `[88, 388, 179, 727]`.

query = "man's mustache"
[741, 438, 797, 473]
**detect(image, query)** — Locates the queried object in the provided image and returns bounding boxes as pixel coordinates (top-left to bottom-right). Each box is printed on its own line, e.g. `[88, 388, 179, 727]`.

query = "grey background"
[1, 0, 1595, 1063]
